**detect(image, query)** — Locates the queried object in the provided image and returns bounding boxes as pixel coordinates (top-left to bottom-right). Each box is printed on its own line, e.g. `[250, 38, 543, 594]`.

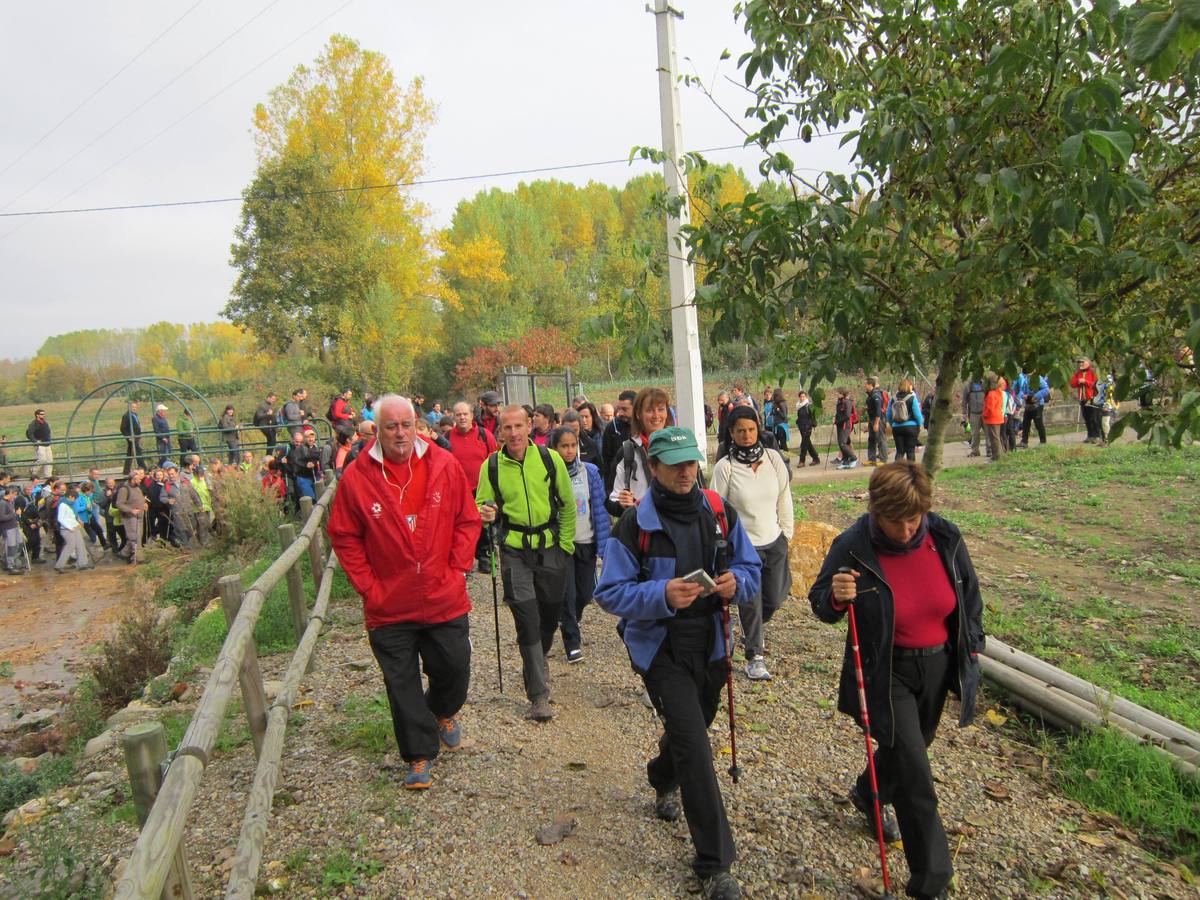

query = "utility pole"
[651, 0, 707, 461]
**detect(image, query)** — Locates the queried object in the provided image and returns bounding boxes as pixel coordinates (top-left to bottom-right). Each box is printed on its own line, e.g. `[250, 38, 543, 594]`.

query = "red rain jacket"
[328, 436, 481, 628]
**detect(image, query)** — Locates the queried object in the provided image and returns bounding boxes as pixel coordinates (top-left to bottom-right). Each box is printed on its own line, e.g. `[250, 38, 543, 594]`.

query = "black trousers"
[857, 650, 952, 899]
[1020, 406, 1046, 444]
[124, 439, 146, 474]
[558, 541, 598, 652]
[1080, 402, 1103, 440]
[22, 522, 40, 560]
[797, 429, 819, 464]
[178, 438, 197, 466]
[260, 426, 277, 449]
[892, 427, 919, 461]
[368, 614, 471, 762]
[643, 619, 735, 879]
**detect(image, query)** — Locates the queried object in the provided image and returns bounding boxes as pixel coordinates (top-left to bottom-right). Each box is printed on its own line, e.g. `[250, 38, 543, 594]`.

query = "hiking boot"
[699, 870, 741, 900]
[437, 713, 462, 750]
[566, 648, 583, 664]
[844, 459, 860, 469]
[849, 785, 900, 842]
[527, 697, 555, 722]
[477, 557, 491, 575]
[654, 788, 682, 822]
[744, 656, 771, 681]
[403, 758, 432, 789]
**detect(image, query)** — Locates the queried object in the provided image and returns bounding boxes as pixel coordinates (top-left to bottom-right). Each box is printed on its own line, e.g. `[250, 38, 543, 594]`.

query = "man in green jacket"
[477, 405, 576, 721]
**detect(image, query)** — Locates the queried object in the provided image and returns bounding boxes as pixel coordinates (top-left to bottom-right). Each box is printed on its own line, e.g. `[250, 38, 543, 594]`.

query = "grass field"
[792, 443, 1200, 862]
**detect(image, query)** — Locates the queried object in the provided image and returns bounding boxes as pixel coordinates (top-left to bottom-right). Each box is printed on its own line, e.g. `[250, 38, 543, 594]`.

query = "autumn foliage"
[453, 328, 581, 395]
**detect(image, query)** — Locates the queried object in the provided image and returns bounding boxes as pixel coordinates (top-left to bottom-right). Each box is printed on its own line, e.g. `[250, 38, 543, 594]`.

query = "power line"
[0, 0, 356, 241]
[0, 130, 851, 219]
[0, 0, 284, 213]
[0, 0, 206, 182]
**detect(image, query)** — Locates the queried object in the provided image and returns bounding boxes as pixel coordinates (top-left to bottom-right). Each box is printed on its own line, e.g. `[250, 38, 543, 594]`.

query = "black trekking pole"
[485, 503, 503, 693]
[716, 534, 740, 783]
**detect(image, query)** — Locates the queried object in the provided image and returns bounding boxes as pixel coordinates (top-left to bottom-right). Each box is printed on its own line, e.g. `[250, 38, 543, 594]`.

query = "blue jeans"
[295, 476, 315, 499]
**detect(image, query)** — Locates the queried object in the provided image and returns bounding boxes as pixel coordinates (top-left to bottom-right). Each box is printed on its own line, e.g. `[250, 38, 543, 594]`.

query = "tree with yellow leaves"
[226, 35, 438, 372]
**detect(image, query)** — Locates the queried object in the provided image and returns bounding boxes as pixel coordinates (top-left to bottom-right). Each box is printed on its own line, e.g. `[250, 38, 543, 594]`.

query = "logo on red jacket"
[370, 502, 382, 519]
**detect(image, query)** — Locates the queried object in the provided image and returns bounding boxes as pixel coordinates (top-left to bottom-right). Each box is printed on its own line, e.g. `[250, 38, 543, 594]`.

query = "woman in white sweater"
[711, 405, 793, 681]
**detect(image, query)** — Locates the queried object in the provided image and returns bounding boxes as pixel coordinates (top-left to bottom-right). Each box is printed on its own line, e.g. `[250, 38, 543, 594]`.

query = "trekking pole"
[838, 567, 893, 896]
[716, 534, 740, 783]
[486, 505, 503, 693]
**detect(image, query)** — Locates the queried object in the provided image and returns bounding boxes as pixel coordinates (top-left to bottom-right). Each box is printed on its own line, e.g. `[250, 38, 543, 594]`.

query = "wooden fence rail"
[114, 474, 339, 900]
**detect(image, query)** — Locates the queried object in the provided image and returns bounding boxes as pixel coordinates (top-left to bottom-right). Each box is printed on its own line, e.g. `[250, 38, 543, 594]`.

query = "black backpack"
[486, 445, 562, 550]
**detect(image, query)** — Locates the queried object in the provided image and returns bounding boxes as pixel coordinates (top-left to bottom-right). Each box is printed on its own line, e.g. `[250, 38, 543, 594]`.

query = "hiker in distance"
[595, 426, 762, 900]
[476, 404, 576, 722]
[328, 394, 481, 790]
[809, 461, 984, 900]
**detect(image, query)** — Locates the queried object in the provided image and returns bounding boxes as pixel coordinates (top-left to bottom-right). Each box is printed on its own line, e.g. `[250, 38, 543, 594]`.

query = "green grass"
[329, 692, 393, 755]
[1055, 728, 1200, 867]
[320, 842, 382, 889]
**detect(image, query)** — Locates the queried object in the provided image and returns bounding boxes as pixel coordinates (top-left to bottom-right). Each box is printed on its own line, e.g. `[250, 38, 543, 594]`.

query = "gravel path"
[148, 573, 1191, 898]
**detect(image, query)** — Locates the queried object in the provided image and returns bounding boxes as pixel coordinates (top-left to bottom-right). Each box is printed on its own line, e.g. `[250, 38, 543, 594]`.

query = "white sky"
[0, 0, 850, 360]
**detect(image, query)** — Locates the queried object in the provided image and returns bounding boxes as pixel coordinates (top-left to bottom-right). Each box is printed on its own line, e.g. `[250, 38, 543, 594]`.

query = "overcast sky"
[0, 0, 850, 361]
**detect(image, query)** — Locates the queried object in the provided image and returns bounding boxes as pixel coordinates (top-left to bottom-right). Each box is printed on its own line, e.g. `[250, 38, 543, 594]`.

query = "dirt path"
[0, 556, 136, 718]
[53, 577, 1189, 899]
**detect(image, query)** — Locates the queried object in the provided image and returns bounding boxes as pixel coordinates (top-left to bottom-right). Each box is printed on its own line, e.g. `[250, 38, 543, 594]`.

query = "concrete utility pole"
[652, 0, 707, 460]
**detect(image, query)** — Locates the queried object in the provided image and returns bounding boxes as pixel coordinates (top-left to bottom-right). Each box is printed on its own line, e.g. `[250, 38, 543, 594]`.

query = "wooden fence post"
[217, 575, 268, 757]
[123, 722, 195, 900]
[298, 496, 323, 588]
[277, 524, 306, 644]
[313, 478, 326, 501]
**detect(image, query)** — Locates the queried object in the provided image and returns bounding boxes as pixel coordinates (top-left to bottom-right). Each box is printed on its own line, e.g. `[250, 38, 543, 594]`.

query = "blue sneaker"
[404, 758, 432, 789]
[845, 459, 860, 469]
[437, 714, 462, 750]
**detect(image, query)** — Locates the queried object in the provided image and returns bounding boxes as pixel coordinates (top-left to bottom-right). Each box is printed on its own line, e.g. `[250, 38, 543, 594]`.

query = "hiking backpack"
[635, 489, 729, 582]
[892, 394, 914, 423]
[487, 445, 563, 550]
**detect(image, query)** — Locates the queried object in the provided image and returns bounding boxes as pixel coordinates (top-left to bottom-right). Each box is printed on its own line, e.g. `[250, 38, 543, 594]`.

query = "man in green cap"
[595, 426, 762, 900]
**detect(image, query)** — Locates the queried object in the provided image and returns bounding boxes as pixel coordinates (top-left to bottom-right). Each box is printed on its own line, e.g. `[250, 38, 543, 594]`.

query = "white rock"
[10, 757, 38, 775]
[83, 729, 116, 758]
[82, 771, 109, 785]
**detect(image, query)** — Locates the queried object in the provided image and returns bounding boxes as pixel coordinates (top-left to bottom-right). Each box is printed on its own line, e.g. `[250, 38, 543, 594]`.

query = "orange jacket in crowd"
[982, 389, 1005, 425]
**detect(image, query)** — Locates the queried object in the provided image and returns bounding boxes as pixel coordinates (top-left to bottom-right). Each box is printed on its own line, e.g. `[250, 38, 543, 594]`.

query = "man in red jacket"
[447, 401, 499, 573]
[1070, 357, 1100, 443]
[328, 394, 482, 790]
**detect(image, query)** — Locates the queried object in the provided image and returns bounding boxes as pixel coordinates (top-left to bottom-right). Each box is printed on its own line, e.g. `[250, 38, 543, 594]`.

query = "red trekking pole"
[839, 567, 893, 896]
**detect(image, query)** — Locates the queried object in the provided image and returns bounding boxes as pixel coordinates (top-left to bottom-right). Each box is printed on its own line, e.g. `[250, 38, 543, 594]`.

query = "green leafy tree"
[675, 0, 1199, 473]
[226, 35, 437, 365]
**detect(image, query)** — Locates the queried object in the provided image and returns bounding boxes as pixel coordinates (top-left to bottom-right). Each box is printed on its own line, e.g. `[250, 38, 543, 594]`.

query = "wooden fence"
[113, 473, 340, 899]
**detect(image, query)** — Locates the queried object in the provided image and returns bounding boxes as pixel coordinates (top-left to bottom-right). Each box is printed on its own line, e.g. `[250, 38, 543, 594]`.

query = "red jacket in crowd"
[328, 436, 481, 629]
[1070, 365, 1097, 402]
[331, 397, 356, 424]
[446, 422, 498, 492]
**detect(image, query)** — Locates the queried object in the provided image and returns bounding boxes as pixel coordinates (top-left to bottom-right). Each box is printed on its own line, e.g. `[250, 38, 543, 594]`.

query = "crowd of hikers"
[314, 382, 990, 900]
[1, 362, 1132, 897]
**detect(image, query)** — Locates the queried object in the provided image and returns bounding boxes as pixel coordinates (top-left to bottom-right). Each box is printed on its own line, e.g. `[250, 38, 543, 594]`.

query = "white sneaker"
[745, 656, 772, 681]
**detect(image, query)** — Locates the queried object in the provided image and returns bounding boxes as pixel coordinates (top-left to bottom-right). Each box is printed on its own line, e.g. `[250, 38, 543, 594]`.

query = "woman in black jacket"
[809, 461, 983, 900]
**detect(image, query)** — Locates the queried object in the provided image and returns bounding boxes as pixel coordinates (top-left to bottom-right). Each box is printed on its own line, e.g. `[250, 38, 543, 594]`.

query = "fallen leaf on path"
[565, 761, 586, 771]
[558, 850, 580, 866]
[983, 780, 1011, 801]
[984, 708, 1007, 727]
[1076, 833, 1107, 848]
[852, 869, 886, 897]
[535, 816, 576, 846]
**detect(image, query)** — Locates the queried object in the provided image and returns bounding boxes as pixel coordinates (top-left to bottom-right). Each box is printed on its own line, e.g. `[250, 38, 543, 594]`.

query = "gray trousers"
[737, 533, 792, 657]
[55, 528, 90, 570]
[968, 413, 983, 452]
[500, 544, 568, 702]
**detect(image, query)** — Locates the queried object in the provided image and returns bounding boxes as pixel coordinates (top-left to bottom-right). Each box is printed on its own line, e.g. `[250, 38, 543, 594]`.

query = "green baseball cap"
[648, 426, 704, 465]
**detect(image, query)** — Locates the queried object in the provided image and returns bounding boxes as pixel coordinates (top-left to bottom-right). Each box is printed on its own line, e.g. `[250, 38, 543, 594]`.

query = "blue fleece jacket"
[580, 462, 612, 550]
[595, 486, 762, 672]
